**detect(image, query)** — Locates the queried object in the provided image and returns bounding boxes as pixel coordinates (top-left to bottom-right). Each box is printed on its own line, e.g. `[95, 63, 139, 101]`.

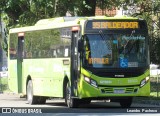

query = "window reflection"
[83, 34, 147, 68]
[9, 28, 71, 60]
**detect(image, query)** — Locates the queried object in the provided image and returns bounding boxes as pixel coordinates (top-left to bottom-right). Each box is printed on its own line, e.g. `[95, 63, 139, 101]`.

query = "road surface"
[0, 93, 159, 114]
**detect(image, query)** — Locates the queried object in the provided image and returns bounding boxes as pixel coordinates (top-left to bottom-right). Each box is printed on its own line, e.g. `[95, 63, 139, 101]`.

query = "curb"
[133, 97, 160, 106]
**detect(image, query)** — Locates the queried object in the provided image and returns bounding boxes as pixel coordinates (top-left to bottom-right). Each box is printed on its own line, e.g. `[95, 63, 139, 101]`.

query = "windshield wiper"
[124, 30, 135, 48]
[123, 30, 135, 54]
[99, 30, 111, 50]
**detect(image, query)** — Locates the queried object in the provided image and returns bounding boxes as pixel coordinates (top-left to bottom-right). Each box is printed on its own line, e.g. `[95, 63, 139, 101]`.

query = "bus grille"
[101, 87, 137, 94]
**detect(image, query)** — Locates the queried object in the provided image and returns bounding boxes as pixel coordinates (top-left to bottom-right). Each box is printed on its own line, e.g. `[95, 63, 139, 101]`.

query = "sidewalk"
[133, 97, 160, 106]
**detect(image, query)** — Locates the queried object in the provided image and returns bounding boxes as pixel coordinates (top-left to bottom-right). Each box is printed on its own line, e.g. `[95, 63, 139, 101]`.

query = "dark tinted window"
[9, 28, 72, 59]
[9, 34, 18, 59]
[24, 28, 71, 59]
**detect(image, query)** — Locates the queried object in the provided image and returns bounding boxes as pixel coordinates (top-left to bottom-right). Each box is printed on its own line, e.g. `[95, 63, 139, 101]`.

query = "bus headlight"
[84, 76, 98, 88]
[140, 76, 149, 88]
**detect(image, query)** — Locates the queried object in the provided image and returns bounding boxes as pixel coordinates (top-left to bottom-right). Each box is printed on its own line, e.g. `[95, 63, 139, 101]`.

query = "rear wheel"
[27, 80, 38, 104]
[64, 81, 79, 108]
[119, 97, 132, 108]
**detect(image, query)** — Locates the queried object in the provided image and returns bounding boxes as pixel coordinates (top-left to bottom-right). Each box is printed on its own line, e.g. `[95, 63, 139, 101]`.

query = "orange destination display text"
[92, 22, 139, 29]
[88, 58, 109, 64]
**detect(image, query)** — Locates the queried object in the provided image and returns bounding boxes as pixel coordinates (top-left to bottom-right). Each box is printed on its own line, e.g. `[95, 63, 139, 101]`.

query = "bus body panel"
[8, 60, 18, 93]
[23, 58, 70, 97]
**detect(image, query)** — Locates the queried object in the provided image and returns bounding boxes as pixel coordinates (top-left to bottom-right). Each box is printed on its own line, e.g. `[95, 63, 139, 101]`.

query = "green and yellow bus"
[8, 16, 150, 108]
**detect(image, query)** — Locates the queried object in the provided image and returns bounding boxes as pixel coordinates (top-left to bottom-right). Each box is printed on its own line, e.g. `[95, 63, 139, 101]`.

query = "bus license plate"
[114, 89, 125, 94]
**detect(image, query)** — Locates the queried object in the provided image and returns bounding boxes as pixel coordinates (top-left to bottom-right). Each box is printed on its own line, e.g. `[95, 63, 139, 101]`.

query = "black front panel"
[85, 67, 148, 78]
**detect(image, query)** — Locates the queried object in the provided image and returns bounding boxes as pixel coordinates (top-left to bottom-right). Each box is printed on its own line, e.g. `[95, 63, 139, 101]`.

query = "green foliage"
[0, 0, 104, 27]
[96, 0, 121, 9]
[0, 78, 8, 92]
[56, 0, 75, 16]
[0, 0, 160, 63]
[131, 0, 160, 64]
[0, 0, 58, 27]
[1, 40, 8, 56]
[75, 0, 96, 16]
[0, 0, 159, 27]
[19, 11, 37, 26]
[0, 0, 99, 27]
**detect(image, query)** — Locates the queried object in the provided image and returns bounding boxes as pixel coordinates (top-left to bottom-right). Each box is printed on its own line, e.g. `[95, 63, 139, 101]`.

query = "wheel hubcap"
[66, 84, 71, 106]
[27, 82, 32, 103]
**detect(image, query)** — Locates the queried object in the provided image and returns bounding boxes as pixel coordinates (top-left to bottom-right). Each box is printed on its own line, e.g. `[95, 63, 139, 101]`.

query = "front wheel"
[119, 97, 132, 108]
[64, 81, 79, 108]
[27, 80, 38, 104]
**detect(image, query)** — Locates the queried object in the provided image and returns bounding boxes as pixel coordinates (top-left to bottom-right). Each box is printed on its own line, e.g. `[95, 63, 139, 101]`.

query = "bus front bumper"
[78, 79, 150, 99]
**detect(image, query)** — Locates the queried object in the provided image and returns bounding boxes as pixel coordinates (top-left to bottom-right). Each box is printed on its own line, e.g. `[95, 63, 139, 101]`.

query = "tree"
[128, 0, 160, 64]
[0, 0, 160, 63]
[75, 0, 96, 16]
[0, 0, 131, 27]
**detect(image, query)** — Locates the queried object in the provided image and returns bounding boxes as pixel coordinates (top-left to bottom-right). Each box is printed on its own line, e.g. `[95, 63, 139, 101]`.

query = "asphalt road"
[0, 93, 160, 116]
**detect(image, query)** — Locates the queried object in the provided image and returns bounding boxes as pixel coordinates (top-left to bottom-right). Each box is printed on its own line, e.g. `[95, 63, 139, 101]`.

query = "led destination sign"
[92, 22, 139, 29]
[88, 58, 109, 64]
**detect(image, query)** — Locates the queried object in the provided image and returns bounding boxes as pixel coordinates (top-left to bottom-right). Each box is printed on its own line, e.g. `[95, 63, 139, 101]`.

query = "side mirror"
[78, 39, 83, 52]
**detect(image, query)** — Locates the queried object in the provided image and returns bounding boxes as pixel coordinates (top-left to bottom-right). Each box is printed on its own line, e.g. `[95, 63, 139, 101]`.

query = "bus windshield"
[83, 33, 147, 68]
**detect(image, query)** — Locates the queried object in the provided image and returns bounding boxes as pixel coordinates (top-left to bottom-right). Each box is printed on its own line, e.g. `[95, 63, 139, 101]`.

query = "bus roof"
[9, 16, 140, 33]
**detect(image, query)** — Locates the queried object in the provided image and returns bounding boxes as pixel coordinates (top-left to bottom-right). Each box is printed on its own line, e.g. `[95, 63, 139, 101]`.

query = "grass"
[0, 77, 8, 84]
[150, 92, 160, 98]
[0, 77, 9, 92]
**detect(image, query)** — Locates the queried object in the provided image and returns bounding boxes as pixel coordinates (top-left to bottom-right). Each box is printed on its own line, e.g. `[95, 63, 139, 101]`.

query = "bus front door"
[17, 33, 24, 93]
[71, 31, 79, 98]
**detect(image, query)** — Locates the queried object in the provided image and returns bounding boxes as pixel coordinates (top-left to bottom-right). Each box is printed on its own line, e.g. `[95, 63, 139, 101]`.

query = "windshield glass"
[83, 33, 148, 68]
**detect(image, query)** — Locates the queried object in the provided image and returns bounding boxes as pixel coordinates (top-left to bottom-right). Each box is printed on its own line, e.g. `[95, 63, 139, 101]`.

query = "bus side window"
[10, 48, 17, 59]
[27, 51, 32, 58]
[64, 46, 70, 57]
[52, 49, 57, 58]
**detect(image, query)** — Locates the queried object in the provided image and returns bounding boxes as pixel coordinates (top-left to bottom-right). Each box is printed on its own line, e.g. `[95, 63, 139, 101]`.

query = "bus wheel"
[79, 99, 91, 104]
[37, 97, 46, 104]
[65, 81, 79, 108]
[119, 97, 132, 108]
[27, 80, 38, 104]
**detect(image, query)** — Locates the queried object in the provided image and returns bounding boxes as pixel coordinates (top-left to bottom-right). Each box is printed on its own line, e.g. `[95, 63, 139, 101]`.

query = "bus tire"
[119, 97, 132, 108]
[27, 80, 38, 104]
[64, 81, 79, 108]
[37, 97, 46, 104]
[79, 99, 91, 104]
